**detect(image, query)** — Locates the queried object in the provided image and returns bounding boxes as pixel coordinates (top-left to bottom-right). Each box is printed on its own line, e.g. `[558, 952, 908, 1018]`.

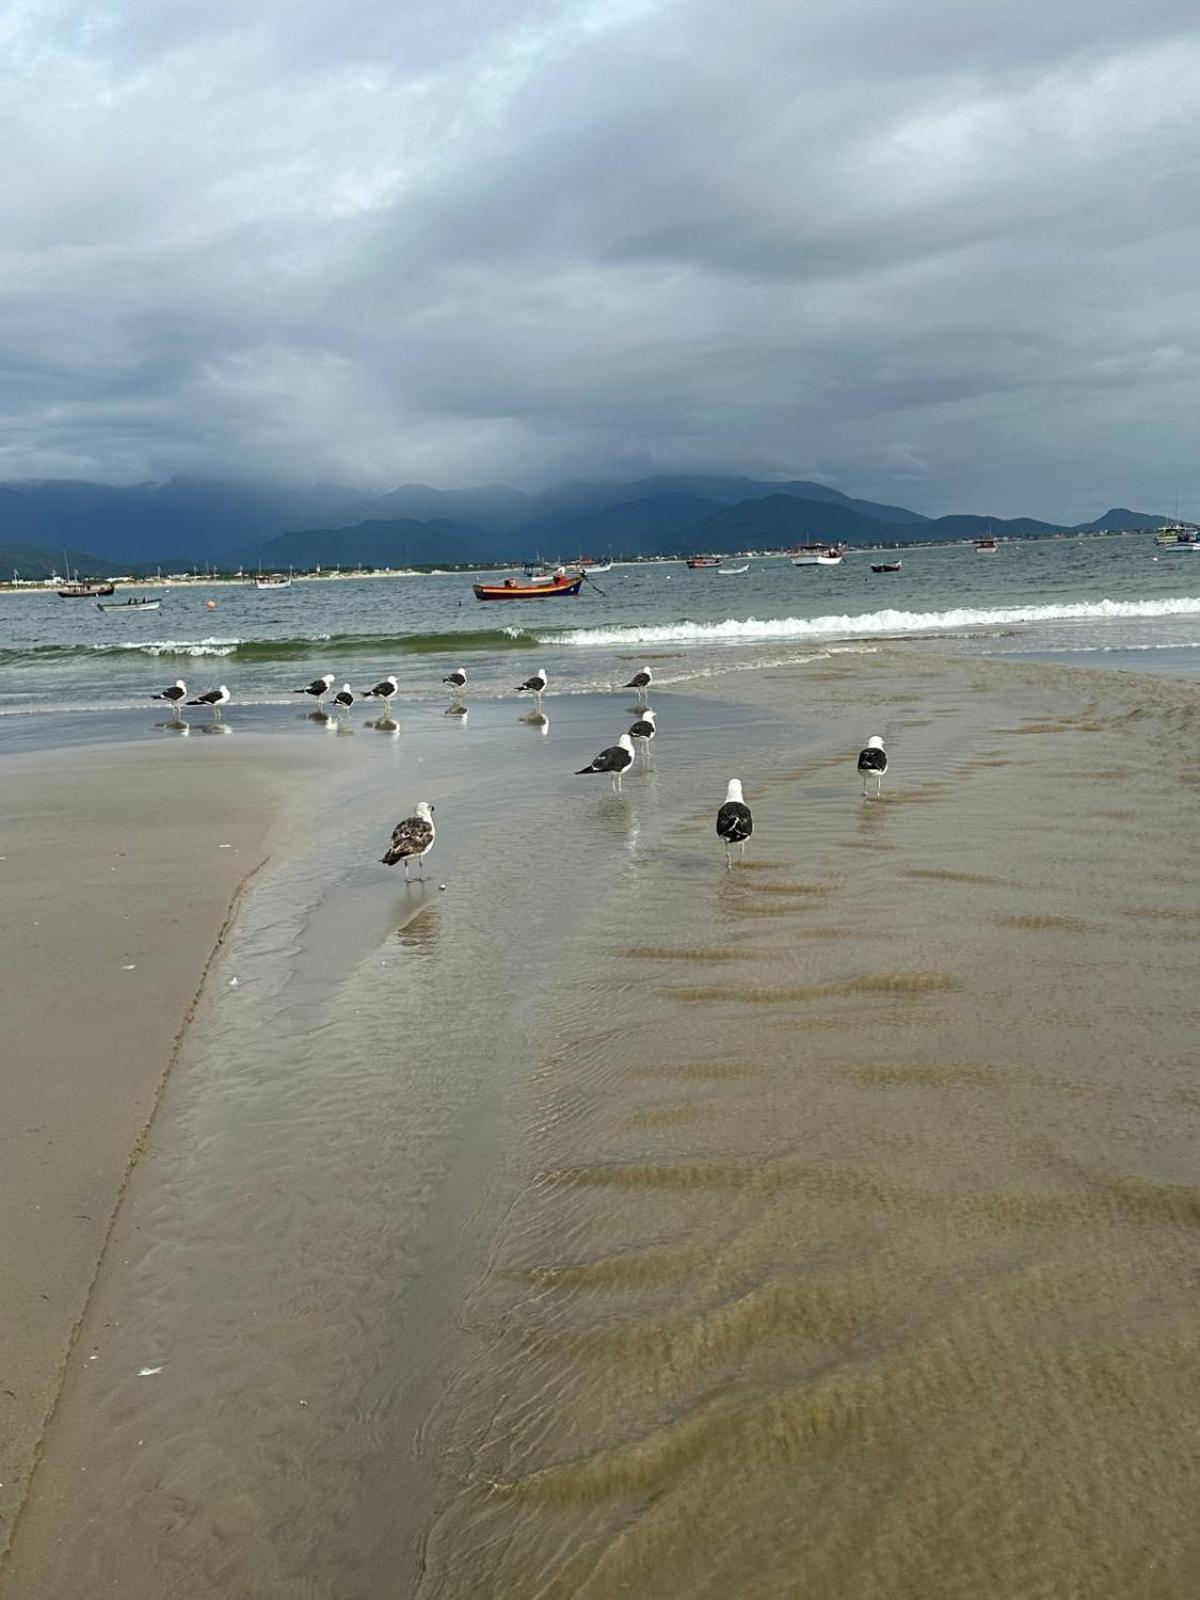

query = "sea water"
[2, 533, 1199, 718]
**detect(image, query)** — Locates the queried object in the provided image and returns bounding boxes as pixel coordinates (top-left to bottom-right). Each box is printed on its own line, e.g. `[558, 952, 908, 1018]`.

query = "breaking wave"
[0, 628, 539, 666]
[548, 597, 1200, 649]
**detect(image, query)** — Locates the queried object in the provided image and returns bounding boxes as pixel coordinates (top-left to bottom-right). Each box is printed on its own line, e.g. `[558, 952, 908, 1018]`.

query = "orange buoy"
[206, 598, 217, 609]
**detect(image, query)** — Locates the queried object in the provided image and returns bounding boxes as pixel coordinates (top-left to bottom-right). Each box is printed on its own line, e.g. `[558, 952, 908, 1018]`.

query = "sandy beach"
[0, 738, 341, 1568]
[1, 652, 1198, 1598]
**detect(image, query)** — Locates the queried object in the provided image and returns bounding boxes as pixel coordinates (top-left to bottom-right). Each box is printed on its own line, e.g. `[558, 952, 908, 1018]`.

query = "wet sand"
[0, 736, 335, 1568]
[2, 657, 1199, 1598]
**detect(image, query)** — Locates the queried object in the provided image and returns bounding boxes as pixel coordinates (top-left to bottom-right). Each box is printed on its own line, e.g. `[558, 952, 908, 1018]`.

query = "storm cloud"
[3, 0, 1199, 516]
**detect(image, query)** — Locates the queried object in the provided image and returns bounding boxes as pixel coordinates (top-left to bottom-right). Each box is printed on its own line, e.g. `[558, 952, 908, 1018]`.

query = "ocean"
[3, 532, 1200, 719]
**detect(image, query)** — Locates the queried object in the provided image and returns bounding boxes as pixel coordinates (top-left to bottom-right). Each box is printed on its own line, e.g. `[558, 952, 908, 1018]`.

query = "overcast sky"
[2, 0, 1198, 516]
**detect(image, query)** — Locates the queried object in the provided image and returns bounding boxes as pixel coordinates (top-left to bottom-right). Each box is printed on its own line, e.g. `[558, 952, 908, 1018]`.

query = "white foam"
[548, 597, 1200, 649]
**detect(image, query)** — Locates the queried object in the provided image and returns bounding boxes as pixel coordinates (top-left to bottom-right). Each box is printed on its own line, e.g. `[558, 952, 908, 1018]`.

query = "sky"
[2, 0, 1199, 518]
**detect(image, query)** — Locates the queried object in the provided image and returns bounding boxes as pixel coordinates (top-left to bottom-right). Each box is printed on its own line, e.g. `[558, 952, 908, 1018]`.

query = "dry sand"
[0, 739, 313, 1565]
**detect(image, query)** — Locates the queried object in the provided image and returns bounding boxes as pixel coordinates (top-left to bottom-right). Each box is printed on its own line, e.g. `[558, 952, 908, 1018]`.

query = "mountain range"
[0, 473, 1167, 578]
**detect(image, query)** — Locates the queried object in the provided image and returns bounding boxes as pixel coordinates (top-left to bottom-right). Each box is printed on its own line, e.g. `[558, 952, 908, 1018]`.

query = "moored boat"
[975, 537, 998, 554]
[58, 581, 115, 598]
[686, 555, 722, 569]
[255, 572, 292, 588]
[871, 561, 902, 573]
[474, 572, 584, 600]
[1154, 524, 1200, 551]
[718, 563, 750, 575]
[791, 544, 845, 567]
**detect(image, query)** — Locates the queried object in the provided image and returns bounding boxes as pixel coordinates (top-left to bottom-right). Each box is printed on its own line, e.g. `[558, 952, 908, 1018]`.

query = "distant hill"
[244, 516, 498, 570]
[0, 470, 1170, 567]
[0, 542, 124, 580]
[0, 477, 361, 563]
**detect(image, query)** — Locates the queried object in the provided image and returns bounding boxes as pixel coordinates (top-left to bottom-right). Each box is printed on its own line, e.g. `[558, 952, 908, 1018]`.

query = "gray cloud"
[3, 0, 1199, 516]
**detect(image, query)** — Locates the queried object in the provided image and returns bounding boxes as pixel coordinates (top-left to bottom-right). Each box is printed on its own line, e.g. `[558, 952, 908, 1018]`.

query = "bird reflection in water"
[444, 705, 468, 725]
[305, 709, 338, 730]
[366, 717, 401, 736]
[155, 717, 190, 736]
[519, 710, 550, 736]
[393, 902, 442, 954]
[197, 719, 232, 735]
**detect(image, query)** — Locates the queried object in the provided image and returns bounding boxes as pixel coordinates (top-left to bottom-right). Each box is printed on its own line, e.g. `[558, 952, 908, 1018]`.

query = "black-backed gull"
[716, 779, 753, 867]
[577, 733, 635, 793]
[188, 685, 231, 718]
[628, 707, 656, 759]
[857, 736, 888, 798]
[333, 683, 355, 712]
[516, 668, 548, 704]
[624, 667, 653, 702]
[364, 675, 399, 710]
[294, 673, 334, 704]
[152, 679, 187, 711]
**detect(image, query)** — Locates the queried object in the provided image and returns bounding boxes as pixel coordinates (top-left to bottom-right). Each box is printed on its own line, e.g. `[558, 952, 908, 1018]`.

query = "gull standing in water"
[443, 667, 467, 704]
[364, 675, 399, 712]
[716, 779, 753, 867]
[516, 667, 548, 706]
[188, 685, 231, 720]
[152, 679, 187, 713]
[380, 801, 436, 881]
[857, 736, 888, 798]
[576, 733, 635, 793]
[628, 707, 656, 762]
[294, 673, 335, 706]
[333, 683, 355, 714]
[624, 667, 653, 704]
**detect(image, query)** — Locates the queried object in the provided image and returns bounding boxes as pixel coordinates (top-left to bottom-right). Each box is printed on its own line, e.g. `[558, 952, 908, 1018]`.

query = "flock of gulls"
[151, 665, 889, 878]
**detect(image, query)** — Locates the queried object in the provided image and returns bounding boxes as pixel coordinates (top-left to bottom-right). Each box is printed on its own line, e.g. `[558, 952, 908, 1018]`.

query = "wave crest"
[547, 597, 1200, 648]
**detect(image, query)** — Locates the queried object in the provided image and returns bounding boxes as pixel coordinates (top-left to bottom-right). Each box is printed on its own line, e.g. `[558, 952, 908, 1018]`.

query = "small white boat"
[583, 561, 613, 574]
[791, 544, 845, 567]
[255, 573, 292, 588]
[975, 537, 998, 555]
[718, 563, 750, 575]
[97, 597, 161, 611]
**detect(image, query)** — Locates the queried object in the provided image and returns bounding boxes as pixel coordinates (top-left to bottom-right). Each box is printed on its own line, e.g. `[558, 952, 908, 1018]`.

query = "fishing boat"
[582, 561, 613, 574]
[871, 561, 902, 573]
[255, 572, 292, 588]
[790, 544, 845, 567]
[96, 596, 161, 611]
[975, 536, 998, 555]
[718, 563, 750, 575]
[58, 581, 115, 598]
[474, 572, 584, 601]
[1154, 524, 1200, 551]
[686, 555, 722, 570]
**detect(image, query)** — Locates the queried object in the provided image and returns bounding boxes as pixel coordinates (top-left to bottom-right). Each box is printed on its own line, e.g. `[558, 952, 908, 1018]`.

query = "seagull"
[187, 685, 231, 718]
[364, 675, 399, 711]
[333, 683, 355, 712]
[628, 707, 656, 760]
[516, 667, 548, 705]
[857, 735, 888, 798]
[716, 779, 753, 867]
[443, 667, 468, 701]
[576, 733, 635, 793]
[380, 801, 436, 881]
[294, 673, 334, 705]
[624, 667, 653, 703]
[152, 679, 187, 712]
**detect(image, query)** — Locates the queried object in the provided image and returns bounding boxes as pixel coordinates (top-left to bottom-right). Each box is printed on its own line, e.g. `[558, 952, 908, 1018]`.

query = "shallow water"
[4, 655, 1200, 1598]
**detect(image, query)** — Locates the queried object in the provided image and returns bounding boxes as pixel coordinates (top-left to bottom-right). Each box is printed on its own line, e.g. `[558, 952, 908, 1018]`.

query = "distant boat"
[96, 596, 161, 611]
[255, 572, 292, 588]
[871, 561, 902, 573]
[1154, 524, 1200, 550]
[58, 581, 115, 598]
[686, 555, 722, 569]
[718, 563, 750, 575]
[975, 536, 998, 554]
[474, 572, 584, 601]
[791, 544, 845, 567]
[583, 561, 613, 574]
